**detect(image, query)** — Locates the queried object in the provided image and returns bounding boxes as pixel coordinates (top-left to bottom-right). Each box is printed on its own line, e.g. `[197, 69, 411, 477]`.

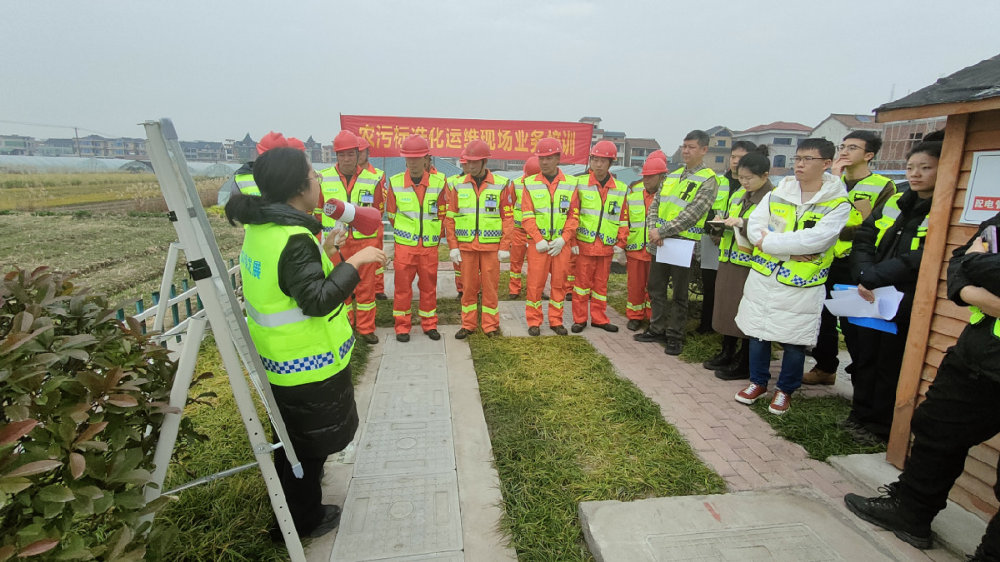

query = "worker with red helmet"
[357, 135, 390, 301]
[503, 156, 539, 298]
[620, 158, 667, 331]
[570, 140, 629, 333]
[317, 131, 384, 344]
[447, 158, 472, 299]
[444, 140, 515, 338]
[520, 137, 579, 336]
[387, 134, 447, 342]
[219, 131, 298, 203]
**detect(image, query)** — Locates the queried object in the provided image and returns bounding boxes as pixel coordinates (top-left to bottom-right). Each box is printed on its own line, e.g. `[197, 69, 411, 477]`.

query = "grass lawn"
[469, 335, 726, 560]
[750, 396, 887, 461]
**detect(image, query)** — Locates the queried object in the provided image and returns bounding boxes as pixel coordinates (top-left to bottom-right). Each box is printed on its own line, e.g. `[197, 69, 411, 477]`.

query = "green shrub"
[0, 267, 199, 560]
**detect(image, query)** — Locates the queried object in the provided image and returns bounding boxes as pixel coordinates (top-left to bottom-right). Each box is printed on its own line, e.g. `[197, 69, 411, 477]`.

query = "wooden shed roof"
[876, 54, 1000, 121]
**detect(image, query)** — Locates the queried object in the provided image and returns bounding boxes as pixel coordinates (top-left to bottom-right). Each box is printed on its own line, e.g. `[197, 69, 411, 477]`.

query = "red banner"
[340, 115, 594, 164]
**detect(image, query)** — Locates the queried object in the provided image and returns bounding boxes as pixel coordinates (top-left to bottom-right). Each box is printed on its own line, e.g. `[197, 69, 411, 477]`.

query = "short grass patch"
[374, 297, 460, 327]
[750, 395, 887, 461]
[469, 336, 725, 560]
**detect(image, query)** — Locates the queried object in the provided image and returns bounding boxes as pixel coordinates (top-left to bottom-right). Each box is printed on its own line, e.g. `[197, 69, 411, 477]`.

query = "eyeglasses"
[837, 144, 866, 152]
[792, 156, 828, 164]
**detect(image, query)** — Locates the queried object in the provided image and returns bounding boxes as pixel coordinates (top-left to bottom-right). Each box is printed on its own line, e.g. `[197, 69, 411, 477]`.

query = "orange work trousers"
[375, 222, 385, 295]
[566, 249, 578, 286]
[506, 227, 527, 296]
[572, 254, 612, 325]
[525, 243, 570, 328]
[392, 244, 439, 334]
[341, 237, 379, 335]
[459, 249, 500, 332]
[625, 255, 652, 321]
[453, 261, 463, 294]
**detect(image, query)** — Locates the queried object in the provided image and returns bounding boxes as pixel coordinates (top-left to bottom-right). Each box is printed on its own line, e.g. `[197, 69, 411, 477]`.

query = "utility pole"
[73, 126, 80, 157]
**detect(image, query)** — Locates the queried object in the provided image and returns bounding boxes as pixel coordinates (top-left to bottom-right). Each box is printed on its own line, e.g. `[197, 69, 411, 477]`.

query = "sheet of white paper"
[655, 238, 696, 267]
[824, 286, 904, 320]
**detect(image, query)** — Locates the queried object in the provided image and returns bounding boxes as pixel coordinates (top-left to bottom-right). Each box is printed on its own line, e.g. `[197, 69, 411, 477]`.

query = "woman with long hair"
[225, 147, 386, 539]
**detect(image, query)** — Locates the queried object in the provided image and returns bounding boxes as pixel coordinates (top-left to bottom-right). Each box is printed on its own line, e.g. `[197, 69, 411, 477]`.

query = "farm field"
[0, 172, 223, 213]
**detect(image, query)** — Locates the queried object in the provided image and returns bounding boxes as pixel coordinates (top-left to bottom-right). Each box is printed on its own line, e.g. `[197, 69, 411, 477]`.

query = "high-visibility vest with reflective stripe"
[969, 306, 1000, 340]
[833, 173, 895, 258]
[317, 166, 381, 240]
[512, 175, 525, 227]
[575, 176, 627, 245]
[235, 173, 259, 196]
[656, 167, 717, 241]
[712, 174, 731, 216]
[718, 187, 758, 268]
[625, 186, 652, 251]
[750, 195, 850, 287]
[873, 192, 929, 251]
[240, 223, 354, 387]
[523, 173, 577, 241]
[449, 176, 510, 243]
[389, 172, 445, 247]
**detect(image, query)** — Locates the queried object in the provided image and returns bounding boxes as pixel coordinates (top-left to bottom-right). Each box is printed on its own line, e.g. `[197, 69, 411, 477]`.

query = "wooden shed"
[881, 53, 1000, 521]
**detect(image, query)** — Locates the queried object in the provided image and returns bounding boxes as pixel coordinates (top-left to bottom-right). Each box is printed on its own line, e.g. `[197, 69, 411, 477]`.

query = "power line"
[0, 119, 117, 137]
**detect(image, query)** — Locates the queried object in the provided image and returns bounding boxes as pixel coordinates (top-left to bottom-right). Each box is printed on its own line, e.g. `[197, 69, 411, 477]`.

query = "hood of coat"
[771, 172, 848, 206]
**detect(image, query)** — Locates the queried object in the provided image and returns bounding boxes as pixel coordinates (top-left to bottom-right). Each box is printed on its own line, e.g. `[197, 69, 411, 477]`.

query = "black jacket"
[945, 211, 1000, 382]
[851, 190, 933, 325]
[246, 204, 362, 458]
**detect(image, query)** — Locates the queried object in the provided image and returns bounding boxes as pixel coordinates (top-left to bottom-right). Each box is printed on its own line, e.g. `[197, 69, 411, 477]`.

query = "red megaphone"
[322, 198, 382, 236]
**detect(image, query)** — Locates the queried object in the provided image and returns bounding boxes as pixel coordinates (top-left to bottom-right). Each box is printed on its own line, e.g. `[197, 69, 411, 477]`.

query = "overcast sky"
[3, 0, 998, 151]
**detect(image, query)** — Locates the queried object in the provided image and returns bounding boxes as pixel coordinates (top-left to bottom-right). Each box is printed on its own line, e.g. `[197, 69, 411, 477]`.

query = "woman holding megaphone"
[225, 147, 386, 540]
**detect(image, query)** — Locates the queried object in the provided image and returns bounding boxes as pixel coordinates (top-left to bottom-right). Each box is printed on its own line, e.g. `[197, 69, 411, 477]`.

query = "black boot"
[703, 335, 737, 370]
[715, 339, 749, 380]
[844, 486, 932, 549]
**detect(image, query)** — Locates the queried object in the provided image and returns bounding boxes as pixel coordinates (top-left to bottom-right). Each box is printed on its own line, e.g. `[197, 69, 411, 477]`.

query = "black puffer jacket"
[246, 204, 361, 458]
[851, 190, 933, 326]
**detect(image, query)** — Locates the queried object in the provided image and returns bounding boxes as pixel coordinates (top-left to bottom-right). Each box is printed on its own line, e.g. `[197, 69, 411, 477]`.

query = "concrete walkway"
[299, 257, 981, 560]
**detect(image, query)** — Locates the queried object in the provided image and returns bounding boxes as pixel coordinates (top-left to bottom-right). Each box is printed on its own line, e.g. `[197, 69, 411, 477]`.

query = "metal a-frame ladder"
[141, 118, 306, 560]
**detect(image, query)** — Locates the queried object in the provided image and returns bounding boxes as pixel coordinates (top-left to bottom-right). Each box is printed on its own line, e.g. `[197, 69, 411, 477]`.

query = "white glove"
[547, 237, 566, 256]
[449, 248, 462, 263]
[498, 250, 510, 261]
[570, 245, 580, 255]
[535, 239, 549, 254]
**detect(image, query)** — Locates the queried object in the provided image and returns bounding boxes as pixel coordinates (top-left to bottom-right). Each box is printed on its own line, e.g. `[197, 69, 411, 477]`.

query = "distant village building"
[733, 121, 812, 175]
[810, 114, 881, 148]
[878, 116, 948, 170]
[0, 135, 33, 155]
[623, 137, 661, 167]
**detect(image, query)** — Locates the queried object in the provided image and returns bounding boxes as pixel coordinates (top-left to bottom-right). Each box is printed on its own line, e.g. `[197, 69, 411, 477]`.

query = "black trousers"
[812, 270, 859, 372]
[273, 439, 327, 535]
[896, 352, 1000, 556]
[699, 268, 717, 331]
[647, 261, 690, 342]
[848, 325, 908, 440]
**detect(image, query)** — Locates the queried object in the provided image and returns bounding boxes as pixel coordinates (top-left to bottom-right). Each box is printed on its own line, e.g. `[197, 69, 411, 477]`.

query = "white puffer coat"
[735, 173, 850, 346]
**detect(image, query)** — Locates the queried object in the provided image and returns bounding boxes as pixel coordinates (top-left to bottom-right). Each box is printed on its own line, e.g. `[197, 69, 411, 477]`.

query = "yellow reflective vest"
[656, 167, 718, 241]
[449, 175, 510, 244]
[575, 176, 627, 246]
[235, 173, 259, 196]
[523, 173, 577, 242]
[389, 172, 446, 247]
[625, 186, 653, 252]
[241, 223, 354, 387]
[872, 192, 929, 251]
[833, 173, 895, 258]
[750, 195, 850, 287]
[718, 187, 758, 268]
[318, 166, 381, 240]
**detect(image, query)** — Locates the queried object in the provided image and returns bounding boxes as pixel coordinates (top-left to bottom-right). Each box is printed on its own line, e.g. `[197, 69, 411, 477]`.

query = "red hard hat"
[399, 134, 430, 157]
[641, 157, 668, 176]
[357, 135, 371, 151]
[523, 156, 540, 176]
[590, 140, 617, 159]
[333, 130, 359, 152]
[462, 140, 490, 161]
[256, 131, 288, 155]
[285, 137, 305, 152]
[534, 137, 562, 157]
[459, 156, 468, 164]
[648, 149, 667, 163]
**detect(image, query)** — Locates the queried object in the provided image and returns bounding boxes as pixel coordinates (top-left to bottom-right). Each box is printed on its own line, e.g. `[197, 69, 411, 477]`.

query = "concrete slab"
[497, 300, 530, 338]
[580, 488, 918, 561]
[353, 419, 456, 477]
[830, 453, 985, 558]
[381, 331, 447, 355]
[377, 352, 449, 385]
[330, 472, 463, 561]
[368, 380, 452, 422]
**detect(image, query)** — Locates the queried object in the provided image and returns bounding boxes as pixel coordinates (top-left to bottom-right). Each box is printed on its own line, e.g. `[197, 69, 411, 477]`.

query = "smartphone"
[982, 225, 998, 253]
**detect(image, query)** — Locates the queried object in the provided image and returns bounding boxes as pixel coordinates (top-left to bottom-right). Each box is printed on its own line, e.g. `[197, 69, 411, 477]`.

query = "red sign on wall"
[340, 115, 594, 164]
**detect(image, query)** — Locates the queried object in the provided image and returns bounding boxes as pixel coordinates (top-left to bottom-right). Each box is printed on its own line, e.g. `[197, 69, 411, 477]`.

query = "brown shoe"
[802, 367, 836, 385]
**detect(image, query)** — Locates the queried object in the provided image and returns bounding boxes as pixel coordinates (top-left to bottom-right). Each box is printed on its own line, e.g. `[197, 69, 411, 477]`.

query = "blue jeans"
[748, 338, 807, 394]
